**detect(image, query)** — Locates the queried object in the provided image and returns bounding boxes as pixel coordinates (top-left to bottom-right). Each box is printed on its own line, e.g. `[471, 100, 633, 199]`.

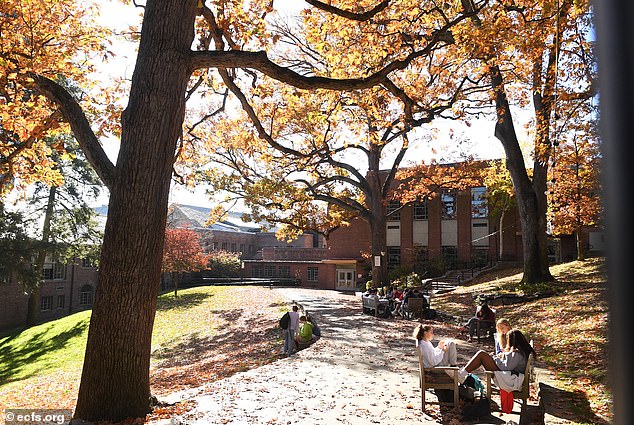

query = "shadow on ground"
[0, 319, 89, 385]
[156, 292, 214, 312]
[539, 382, 610, 425]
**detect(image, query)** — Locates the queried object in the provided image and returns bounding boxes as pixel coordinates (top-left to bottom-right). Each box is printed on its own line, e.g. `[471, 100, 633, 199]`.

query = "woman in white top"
[412, 324, 457, 368]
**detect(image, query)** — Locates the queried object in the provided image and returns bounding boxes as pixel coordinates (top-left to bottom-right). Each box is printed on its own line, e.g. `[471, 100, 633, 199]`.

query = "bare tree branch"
[28, 74, 116, 189]
[305, 0, 391, 21]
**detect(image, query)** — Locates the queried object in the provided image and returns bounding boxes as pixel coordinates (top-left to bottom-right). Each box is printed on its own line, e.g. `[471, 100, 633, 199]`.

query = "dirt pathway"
[149, 288, 540, 424]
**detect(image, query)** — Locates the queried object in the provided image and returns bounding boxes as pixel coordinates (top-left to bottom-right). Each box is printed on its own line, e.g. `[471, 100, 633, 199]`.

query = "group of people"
[414, 317, 535, 385]
[281, 305, 320, 356]
[364, 286, 430, 318]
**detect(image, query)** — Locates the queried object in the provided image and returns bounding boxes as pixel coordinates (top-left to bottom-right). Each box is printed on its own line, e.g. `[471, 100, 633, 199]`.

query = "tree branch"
[190, 47, 429, 90]
[29, 74, 116, 189]
[305, 0, 391, 21]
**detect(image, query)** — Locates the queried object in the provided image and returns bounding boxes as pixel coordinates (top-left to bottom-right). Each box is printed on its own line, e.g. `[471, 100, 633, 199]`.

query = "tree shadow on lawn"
[150, 309, 282, 395]
[155, 291, 214, 312]
[0, 318, 89, 385]
[539, 382, 610, 425]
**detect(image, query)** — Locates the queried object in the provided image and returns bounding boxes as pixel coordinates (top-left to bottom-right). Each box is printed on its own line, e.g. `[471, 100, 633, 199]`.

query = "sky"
[91, 0, 507, 209]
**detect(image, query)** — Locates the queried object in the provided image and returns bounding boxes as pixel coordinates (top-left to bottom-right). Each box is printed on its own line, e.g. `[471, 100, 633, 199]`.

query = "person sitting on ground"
[294, 315, 314, 349]
[464, 302, 496, 341]
[457, 328, 536, 383]
[413, 324, 458, 372]
[307, 315, 321, 338]
[494, 318, 512, 355]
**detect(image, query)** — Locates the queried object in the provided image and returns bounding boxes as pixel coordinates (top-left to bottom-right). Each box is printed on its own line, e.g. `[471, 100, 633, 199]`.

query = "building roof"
[168, 204, 263, 233]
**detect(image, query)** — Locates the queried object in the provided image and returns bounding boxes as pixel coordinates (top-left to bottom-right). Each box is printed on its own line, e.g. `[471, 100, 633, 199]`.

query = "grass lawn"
[0, 285, 286, 413]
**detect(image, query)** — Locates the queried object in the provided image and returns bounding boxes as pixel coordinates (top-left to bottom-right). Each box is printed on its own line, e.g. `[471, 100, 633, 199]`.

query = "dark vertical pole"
[595, 1, 634, 424]
[68, 259, 75, 315]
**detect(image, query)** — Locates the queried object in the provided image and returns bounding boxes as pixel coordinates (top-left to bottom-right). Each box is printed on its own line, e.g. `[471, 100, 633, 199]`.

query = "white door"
[336, 269, 355, 291]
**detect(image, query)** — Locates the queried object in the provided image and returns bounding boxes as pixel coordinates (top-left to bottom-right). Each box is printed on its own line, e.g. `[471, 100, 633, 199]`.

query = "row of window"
[251, 265, 319, 282]
[387, 187, 488, 221]
[41, 258, 96, 281]
[252, 265, 291, 278]
[385, 245, 490, 268]
[205, 241, 256, 254]
[40, 285, 93, 311]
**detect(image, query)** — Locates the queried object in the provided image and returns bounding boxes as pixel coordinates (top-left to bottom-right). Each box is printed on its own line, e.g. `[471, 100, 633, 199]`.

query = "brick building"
[0, 257, 98, 331]
[237, 181, 526, 292]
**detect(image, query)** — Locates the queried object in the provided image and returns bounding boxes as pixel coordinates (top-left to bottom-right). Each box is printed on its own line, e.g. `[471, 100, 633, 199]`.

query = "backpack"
[461, 395, 491, 421]
[279, 312, 290, 330]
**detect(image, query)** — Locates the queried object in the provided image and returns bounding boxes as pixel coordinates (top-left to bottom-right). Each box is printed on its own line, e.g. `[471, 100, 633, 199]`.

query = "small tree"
[206, 250, 241, 278]
[548, 128, 602, 260]
[482, 161, 516, 261]
[0, 203, 39, 287]
[161, 227, 209, 297]
[23, 136, 104, 326]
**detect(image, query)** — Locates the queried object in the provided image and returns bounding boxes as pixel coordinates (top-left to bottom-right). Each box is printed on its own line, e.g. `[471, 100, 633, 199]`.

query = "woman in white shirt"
[413, 324, 458, 368]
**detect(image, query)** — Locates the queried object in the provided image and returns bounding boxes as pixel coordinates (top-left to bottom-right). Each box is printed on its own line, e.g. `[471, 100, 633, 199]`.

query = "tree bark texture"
[73, 0, 197, 421]
[490, 66, 553, 284]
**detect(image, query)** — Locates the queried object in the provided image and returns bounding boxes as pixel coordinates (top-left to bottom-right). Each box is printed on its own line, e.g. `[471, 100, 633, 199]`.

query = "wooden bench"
[416, 347, 459, 411]
[361, 295, 390, 317]
[485, 353, 535, 417]
[361, 295, 379, 316]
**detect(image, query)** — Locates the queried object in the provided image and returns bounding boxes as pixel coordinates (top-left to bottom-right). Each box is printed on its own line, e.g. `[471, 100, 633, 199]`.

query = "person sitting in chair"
[413, 324, 458, 373]
[457, 329, 535, 383]
[464, 302, 496, 341]
[294, 315, 314, 349]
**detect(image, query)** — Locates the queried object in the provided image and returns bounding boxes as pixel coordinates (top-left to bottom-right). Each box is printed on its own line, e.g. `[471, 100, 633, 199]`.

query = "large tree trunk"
[490, 65, 553, 284]
[576, 229, 585, 261]
[73, 0, 197, 421]
[498, 209, 505, 261]
[369, 213, 387, 289]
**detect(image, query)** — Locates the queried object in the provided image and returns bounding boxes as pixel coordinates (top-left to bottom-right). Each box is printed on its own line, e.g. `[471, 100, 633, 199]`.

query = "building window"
[57, 295, 65, 309]
[41, 296, 53, 311]
[264, 265, 275, 277]
[279, 266, 290, 277]
[441, 190, 456, 219]
[239, 243, 245, 253]
[307, 267, 319, 282]
[81, 258, 93, 268]
[471, 187, 488, 218]
[441, 246, 458, 268]
[80, 285, 94, 306]
[387, 247, 401, 269]
[252, 265, 263, 278]
[386, 200, 401, 221]
[43, 260, 65, 280]
[231, 243, 237, 252]
[413, 200, 428, 220]
[221, 242, 228, 250]
[212, 242, 218, 250]
[415, 246, 429, 263]
[471, 247, 489, 267]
